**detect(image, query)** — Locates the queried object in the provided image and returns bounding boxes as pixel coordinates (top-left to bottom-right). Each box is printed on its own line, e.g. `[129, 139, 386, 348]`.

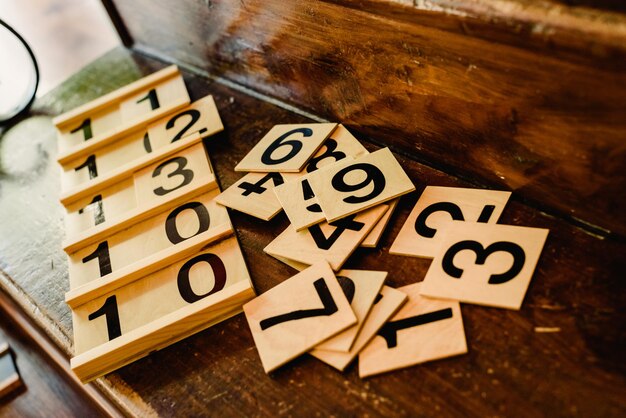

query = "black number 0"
[152, 156, 194, 196]
[261, 128, 312, 165]
[331, 163, 386, 204]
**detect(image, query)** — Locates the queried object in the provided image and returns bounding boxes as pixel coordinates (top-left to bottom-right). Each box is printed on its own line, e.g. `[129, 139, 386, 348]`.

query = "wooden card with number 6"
[235, 123, 337, 172]
[308, 147, 415, 223]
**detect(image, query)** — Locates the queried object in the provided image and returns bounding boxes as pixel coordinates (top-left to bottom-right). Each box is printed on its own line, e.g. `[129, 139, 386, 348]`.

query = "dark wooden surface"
[0, 48, 624, 416]
[105, 0, 626, 238]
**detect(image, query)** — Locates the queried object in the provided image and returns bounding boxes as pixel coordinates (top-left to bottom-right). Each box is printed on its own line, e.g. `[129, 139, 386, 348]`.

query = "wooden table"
[0, 45, 624, 416]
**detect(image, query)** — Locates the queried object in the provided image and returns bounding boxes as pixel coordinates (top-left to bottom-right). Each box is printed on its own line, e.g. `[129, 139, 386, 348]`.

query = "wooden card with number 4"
[243, 262, 356, 373]
[359, 283, 467, 378]
[420, 222, 549, 310]
[308, 147, 415, 223]
[235, 123, 337, 172]
[390, 186, 511, 258]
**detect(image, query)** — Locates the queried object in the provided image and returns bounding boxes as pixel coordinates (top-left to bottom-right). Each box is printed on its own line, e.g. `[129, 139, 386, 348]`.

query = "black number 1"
[88, 295, 121, 341]
[136, 88, 160, 110]
[378, 308, 453, 348]
[70, 118, 92, 141]
[81, 241, 112, 277]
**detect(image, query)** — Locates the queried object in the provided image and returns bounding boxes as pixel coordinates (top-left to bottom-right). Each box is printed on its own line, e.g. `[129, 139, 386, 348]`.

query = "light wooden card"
[264, 204, 388, 271]
[64, 140, 216, 251]
[59, 95, 223, 191]
[310, 285, 407, 371]
[243, 262, 356, 373]
[359, 283, 467, 378]
[55, 66, 189, 156]
[267, 254, 310, 272]
[390, 186, 511, 258]
[71, 236, 255, 382]
[0, 343, 22, 398]
[235, 123, 337, 172]
[67, 189, 231, 296]
[215, 172, 285, 221]
[420, 222, 549, 310]
[361, 198, 399, 248]
[308, 147, 415, 222]
[314, 270, 386, 352]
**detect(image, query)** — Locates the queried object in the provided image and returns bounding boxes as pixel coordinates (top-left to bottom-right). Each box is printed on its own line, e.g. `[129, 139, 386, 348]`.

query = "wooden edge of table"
[63, 176, 218, 254]
[60, 131, 205, 206]
[65, 222, 235, 308]
[70, 279, 255, 383]
[52, 65, 181, 128]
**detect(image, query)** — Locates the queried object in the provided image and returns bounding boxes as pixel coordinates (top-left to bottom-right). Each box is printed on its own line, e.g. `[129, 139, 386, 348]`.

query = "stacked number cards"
[56, 66, 255, 383]
[218, 123, 413, 271]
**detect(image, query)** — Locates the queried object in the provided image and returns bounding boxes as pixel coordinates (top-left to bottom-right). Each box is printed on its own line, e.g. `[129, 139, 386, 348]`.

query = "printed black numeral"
[177, 253, 227, 303]
[136, 88, 160, 110]
[260, 278, 337, 330]
[301, 179, 321, 213]
[88, 295, 121, 341]
[261, 128, 311, 165]
[336, 275, 355, 304]
[143, 132, 152, 153]
[166, 109, 201, 142]
[305, 138, 346, 173]
[165, 202, 210, 244]
[74, 154, 98, 179]
[378, 308, 453, 348]
[78, 194, 105, 225]
[308, 214, 364, 250]
[238, 172, 284, 196]
[415, 202, 497, 238]
[331, 163, 386, 204]
[82, 241, 112, 277]
[442, 240, 525, 284]
[152, 156, 194, 196]
[70, 118, 92, 141]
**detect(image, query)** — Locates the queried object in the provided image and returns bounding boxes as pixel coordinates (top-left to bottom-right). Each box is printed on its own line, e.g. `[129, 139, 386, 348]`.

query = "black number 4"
[260, 278, 338, 330]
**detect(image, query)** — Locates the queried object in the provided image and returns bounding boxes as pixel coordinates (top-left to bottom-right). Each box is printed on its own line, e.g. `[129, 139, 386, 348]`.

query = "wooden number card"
[54, 66, 189, 155]
[308, 147, 415, 222]
[264, 204, 388, 271]
[235, 123, 337, 172]
[71, 237, 255, 382]
[314, 270, 386, 352]
[390, 186, 512, 258]
[359, 283, 467, 378]
[66, 189, 232, 308]
[0, 343, 21, 398]
[361, 198, 399, 248]
[311, 285, 407, 372]
[63, 140, 216, 252]
[243, 262, 356, 373]
[420, 222, 549, 310]
[59, 95, 223, 192]
[215, 172, 285, 221]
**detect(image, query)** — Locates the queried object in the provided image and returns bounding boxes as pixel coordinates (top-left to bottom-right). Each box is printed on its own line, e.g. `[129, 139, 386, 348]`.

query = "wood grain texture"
[108, 0, 626, 236]
[0, 49, 624, 416]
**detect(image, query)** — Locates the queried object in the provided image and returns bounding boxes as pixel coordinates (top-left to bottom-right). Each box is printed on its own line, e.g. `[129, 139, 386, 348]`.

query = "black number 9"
[261, 128, 312, 165]
[331, 163, 386, 204]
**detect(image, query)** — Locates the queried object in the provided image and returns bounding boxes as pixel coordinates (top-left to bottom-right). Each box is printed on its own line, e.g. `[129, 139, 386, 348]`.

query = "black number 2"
[152, 156, 194, 196]
[331, 163, 386, 204]
[166, 109, 202, 142]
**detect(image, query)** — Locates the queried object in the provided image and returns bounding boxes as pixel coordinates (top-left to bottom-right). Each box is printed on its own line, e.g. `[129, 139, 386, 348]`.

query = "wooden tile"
[54, 66, 189, 156]
[67, 188, 230, 290]
[243, 262, 356, 373]
[215, 172, 285, 221]
[266, 254, 310, 272]
[59, 95, 223, 191]
[314, 270, 386, 352]
[390, 186, 512, 258]
[63, 141, 217, 253]
[234, 123, 337, 172]
[358, 283, 467, 378]
[308, 147, 415, 222]
[264, 204, 388, 271]
[71, 236, 255, 382]
[310, 285, 407, 371]
[420, 222, 549, 310]
[361, 198, 399, 248]
[0, 343, 21, 398]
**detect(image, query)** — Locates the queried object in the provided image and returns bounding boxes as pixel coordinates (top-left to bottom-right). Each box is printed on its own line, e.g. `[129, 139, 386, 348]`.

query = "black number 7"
[260, 279, 338, 330]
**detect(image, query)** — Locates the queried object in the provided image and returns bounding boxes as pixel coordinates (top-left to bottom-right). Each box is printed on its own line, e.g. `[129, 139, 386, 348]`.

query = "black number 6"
[441, 240, 526, 284]
[261, 128, 312, 165]
[331, 163, 386, 204]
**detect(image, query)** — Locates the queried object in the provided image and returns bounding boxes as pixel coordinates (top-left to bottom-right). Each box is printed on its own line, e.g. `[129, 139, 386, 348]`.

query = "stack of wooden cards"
[54, 66, 255, 383]
[217, 123, 414, 271]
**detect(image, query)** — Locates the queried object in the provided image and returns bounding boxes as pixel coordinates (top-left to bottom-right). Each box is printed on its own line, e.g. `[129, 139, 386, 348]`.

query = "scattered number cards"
[56, 66, 550, 382]
[55, 66, 255, 382]
[227, 122, 548, 376]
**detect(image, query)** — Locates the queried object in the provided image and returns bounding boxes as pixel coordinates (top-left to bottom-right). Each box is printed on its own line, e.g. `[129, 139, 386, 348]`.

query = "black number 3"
[152, 156, 194, 196]
[331, 163, 386, 204]
[441, 240, 526, 284]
